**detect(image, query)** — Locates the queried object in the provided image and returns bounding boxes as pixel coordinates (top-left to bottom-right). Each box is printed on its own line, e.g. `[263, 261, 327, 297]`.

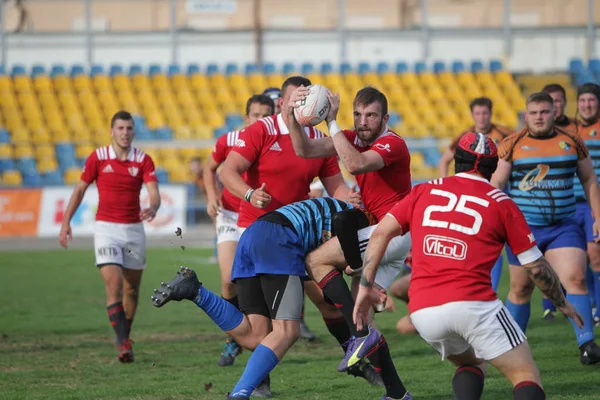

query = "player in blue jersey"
[150, 198, 410, 399]
[573, 83, 600, 326]
[491, 92, 600, 365]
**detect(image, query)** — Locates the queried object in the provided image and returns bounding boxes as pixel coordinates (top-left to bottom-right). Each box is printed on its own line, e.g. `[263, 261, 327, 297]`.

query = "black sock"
[223, 295, 240, 310]
[513, 381, 545, 400]
[452, 366, 484, 400]
[318, 270, 368, 337]
[324, 316, 352, 351]
[107, 302, 129, 343]
[333, 208, 371, 271]
[366, 337, 407, 399]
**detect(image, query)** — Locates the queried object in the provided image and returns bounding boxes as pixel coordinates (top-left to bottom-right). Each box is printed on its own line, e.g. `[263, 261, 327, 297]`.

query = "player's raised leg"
[545, 246, 600, 364]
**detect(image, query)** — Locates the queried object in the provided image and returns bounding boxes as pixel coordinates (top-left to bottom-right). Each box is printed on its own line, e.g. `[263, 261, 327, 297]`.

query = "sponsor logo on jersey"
[269, 142, 282, 151]
[590, 130, 597, 137]
[102, 164, 114, 173]
[374, 143, 391, 152]
[518, 164, 550, 191]
[423, 234, 467, 260]
[235, 139, 246, 148]
[128, 166, 139, 177]
[559, 141, 571, 151]
[520, 145, 538, 151]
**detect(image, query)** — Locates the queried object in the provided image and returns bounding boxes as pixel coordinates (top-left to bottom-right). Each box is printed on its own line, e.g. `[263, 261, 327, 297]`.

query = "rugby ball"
[294, 84, 330, 126]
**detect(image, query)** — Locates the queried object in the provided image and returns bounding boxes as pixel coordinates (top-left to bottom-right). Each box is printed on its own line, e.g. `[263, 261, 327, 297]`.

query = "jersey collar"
[277, 113, 313, 136]
[108, 145, 135, 161]
[455, 172, 489, 182]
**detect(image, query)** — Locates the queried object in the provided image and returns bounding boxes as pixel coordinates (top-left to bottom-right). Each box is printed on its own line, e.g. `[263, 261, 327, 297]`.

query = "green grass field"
[1, 246, 599, 400]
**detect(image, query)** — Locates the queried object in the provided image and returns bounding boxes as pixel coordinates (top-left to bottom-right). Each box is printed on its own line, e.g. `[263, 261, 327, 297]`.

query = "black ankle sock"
[452, 366, 484, 400]
[323, 316, 352, 351]
[367, 338, 407, 399]
[513, 381, 545, 400]
[107, 302, 129, 343]
[318, 270, 368, 337]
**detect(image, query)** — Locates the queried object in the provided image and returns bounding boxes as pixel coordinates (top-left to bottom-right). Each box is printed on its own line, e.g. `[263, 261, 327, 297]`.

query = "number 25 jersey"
[387, 173, 537, 313]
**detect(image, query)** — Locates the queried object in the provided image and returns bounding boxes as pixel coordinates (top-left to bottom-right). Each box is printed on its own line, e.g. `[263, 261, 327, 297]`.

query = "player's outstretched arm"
[285, 86, 337, 158]
[140, 181, 161, 222]
[438, 148, 455, 177]
[490, 158, 511, 189]
[59, 180, 90, 248]
[202, 157, 222, 218]
[576, 156, 600, 240]
[522, 255, 584, 327]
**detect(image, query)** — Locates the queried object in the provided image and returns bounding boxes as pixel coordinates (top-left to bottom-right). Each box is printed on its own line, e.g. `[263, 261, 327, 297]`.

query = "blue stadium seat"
[575, 71, 598, 86]
[129, 64, 143, 76]
[376, 62, 390, 74]
[135, 127, 152, 140]
[31, 64, 46, 77]
[187, 63, 201, 75]
[155, 168, 169, 184]
[451, 61, 465, 73]
[340, 62, 352, 74]
[226, 114, 244, 130]
[148, 64, 162, 76]
[0, 159, 15, 173]
[489, 59, 503, 72]
[301, 63, 315, 75]
[244, 63, 258, 75]
[17, 158, 37, 175]
[50, 64, 66, 77]
[414, 62, 427, 74]
[589, 59, 600, 76]
[132, 115, 147, 128]
[167, 64, 181, 76]
[90, 64, 104, 76]
[283, 62, 296, 75]
[23, 171, 42, 187]
[395, 62, 408, 74]
[11, 64, 26, 77]
[77, 158, 86, 168]
[58, 157, 77, 172]
[109, 64, 124, 76]
[433, 61, 446, 73]
[471, 60, 484, 73]
[422, 147, 442, 166]
[358, 62, 371, 74]
[56, 143, 76, 161]
[388, 112, 401, 127]
[569, 58, 585, 74]
[42, 171, 64, 186]
[70, 64, 85, 76]
[0, 128, 10, 143]
[214, 127, 229, 138]
[0, 65, 4, 75]
[321, 62, 334, 75]
[226, 63, 239, 75]
[206, 63, 219, 76]
[262, 63, 276, 75]
[153, 127, 173, 140]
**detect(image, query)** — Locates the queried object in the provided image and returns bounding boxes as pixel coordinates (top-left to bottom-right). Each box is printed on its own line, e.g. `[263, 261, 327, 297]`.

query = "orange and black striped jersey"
[574, 118, 600, 201]
[555, 115, 578, 133]
[449, 124, 514, 151]
[498, 127, 588, 226]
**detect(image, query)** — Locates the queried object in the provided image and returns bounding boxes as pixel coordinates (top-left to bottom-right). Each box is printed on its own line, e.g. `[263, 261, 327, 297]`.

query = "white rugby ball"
[294, 84, 330, 126]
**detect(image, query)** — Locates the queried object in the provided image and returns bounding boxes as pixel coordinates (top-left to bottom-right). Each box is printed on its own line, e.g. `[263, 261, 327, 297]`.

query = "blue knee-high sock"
[542, 297, 556, 312]
[194, 286, 243, 331]
[230, 344, 279, 398]
[491, 255, 503, 293]
[566, 293, 595, 347]
[594, 272, 600, 317]
[505, 299, 530, 333]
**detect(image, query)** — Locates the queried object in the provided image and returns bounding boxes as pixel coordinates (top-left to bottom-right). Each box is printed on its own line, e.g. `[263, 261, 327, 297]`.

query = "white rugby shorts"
[358, 225, 412, 289]
[410, 299, 526, 361]
[216, 209, 241, 244]
[94, 221, 146, 270]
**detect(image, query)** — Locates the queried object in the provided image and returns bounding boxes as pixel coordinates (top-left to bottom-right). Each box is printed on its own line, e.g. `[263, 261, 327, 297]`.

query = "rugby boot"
[118, 338, 134, 363]
[381, 392, 413, 400]
[347, 359, 384, 386]
[218, 338, 243, 366]
[580, 340, 600, 365]
[151, 266, 202, 307]
[251, 375, 272, 398]
[338, 325, 382, 372]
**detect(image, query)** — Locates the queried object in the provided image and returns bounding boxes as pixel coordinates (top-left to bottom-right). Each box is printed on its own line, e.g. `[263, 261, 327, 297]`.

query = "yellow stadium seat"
[266, 73, 284, 88]
[456, 72, 476, 87]
[93, 75, 111, 91]
[35, 144, 55, 160]
[31, 128, 51, 144]
[132, 75, 150, 90]
[0, 143, 12, 158]
[190, 74, 209, 91]
[162, 157, 180, 172]
[38, 158, 58, 174]
[180, 147, 200, 161]
[247, 74, 268, 92]
[64, 168, 82, 185]
[53, 75, 72, 91]
[0, 75, 11, 91]
[306, 73, 323, 85]
[168, 169, 192, 184]
[3, 170, 22, 186]
[14, 144, 33, 159]
[72, 75, 92, 92]
[193, 126, 213, 139]
[33, 75, 53, 93]
[13, 76, 33, 92]
[76, 144, 95, 159]
[170, 74, 189, 91]
[11, 128, 31, 144]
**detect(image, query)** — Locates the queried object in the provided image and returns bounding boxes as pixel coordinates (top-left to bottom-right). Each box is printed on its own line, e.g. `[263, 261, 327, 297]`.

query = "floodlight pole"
[170, 0, 178, 65]
[421, 0, 429, 61]
[338, 0, 347, 64]
[85, 0, 93, 68]
[503, 0, 512, 59]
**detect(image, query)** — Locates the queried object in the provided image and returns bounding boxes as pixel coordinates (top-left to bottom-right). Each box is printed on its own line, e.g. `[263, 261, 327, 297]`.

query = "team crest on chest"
[128, 166, 139, 177]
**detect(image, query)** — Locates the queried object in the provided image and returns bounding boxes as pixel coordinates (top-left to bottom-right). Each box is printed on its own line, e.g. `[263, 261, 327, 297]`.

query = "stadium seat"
[224, 63, 238, 75]
[395, 62, 408, 74]
[451, 61, 465, 73]
[213, 127, 229, 138]
[167, 64, 181, 76]
[321, 62, 334, 75]
[261, 63, 276, 75]
[2, 170, 22, 186]
[340, 62, 352, 74]
[31, 64, 46, 77]
[245, 63, 258, 75]
[569, 58, 585, 74]
[23, 171, 42, 186]
[206, 63, 219, 76]
[0, 158, 16, 173]
[282, 62, 296, 75]
[50, 64, 66, 77]
[11, 64, 26, 76]
[70, 64, 85, 76]
[301, 63, 315, 75]
[148, 64, 162, 76]
[489, 59, 503, 72]
[590, 59, 600, 76]
[129, 64, 144, 76]
[187, 63, 201, 75]
[109, 64, 124, 76]
[358, 62, 371, 74]
[0, 128, 9, 143]
[41, 170, 63, 185]
[90, 64, 104, 76]
[64, 167, 82, 185]
[471, 60, 484, 73]
[414, 62, 427, 74]
[155, 168, 169, 184]
[433, 61, 446, 73]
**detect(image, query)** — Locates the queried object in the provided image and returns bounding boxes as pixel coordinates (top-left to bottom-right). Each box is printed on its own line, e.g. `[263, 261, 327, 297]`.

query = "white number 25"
[422, 189, 489, 235]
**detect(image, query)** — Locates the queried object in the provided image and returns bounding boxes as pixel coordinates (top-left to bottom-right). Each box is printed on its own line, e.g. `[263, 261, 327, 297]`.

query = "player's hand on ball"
[325, 90, 340, 123]
[140, 206, 158, 222]
[251, 183, 271, 209]
[558, 301, 584, 328]
[59, 224, 72, 249]
[287, 86, 309, 116]
[207, 198, 222, 219]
